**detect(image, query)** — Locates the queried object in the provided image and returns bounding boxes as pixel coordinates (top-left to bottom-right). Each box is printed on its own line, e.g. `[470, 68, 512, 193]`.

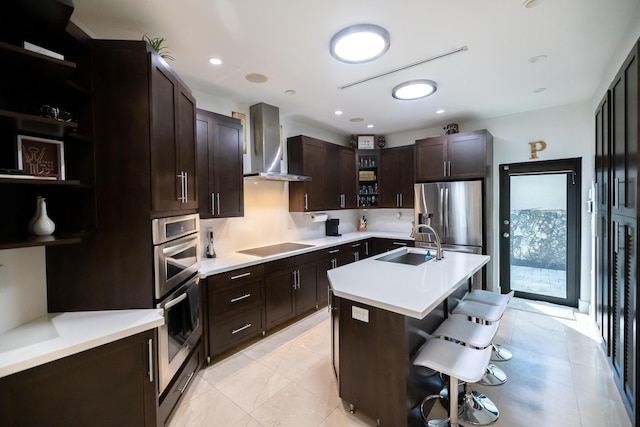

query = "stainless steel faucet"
[410, 224, 444, 260]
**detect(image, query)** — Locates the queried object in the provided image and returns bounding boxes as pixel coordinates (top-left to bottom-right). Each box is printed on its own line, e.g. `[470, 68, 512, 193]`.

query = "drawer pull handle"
[178, 370, 195, 394]
[230, 293, 251, 303]
[392, 242, 408, 246]
[232, 323, 252, 334]
[328, 249, 340, 254]
[351, 243, 361, 248]
[231, 272, 251, 280]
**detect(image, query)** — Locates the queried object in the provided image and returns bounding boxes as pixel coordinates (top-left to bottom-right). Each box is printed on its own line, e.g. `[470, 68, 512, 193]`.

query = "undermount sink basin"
[375, 248, 434, 266]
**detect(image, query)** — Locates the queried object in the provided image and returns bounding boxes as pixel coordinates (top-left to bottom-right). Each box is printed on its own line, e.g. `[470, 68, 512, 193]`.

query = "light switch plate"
[352, 306, 369, 323]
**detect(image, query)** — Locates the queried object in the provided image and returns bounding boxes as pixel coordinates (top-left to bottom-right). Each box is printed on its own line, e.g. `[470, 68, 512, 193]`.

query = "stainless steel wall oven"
[152, 214, 201, 394]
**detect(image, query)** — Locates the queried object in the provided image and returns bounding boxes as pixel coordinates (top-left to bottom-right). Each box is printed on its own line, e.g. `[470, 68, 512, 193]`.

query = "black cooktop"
[237, 242, 314, 257]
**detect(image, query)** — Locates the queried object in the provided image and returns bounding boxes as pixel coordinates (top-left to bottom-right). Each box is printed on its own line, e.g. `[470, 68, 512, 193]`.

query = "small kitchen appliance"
[325, 218, 341, 236]
[206, 228, 216, 258]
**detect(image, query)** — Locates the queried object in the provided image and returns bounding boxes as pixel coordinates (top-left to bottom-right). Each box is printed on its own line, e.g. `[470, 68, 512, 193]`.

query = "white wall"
[0, 247, 47, 334]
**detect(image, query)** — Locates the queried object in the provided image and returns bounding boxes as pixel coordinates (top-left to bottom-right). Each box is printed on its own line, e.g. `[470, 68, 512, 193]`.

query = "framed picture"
[357, 134, 375, 149]
[232, 111, 247, 154]
[17, 135, 65, 180]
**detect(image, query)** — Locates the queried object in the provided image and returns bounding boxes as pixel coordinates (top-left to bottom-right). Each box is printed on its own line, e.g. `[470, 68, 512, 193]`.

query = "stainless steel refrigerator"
[414, 181, 483, 255]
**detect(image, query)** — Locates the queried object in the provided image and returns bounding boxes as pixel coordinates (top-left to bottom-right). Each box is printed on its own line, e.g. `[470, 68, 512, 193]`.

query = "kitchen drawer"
[210, 279, 263, 320]
[208, 264, 264, 291]
[159, 341, 201, 427]
[209, 307, 264, 355]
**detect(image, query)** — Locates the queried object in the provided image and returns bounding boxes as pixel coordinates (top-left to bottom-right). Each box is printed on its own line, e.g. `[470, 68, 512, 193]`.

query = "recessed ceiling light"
[522, 0, 543, 8]
[335, 110, 343, 115]
[392, 80, 438, 100]
[367, 124, 374, 128]
[208, 57, 222, 65]
[436, 109, 445, 114]
[534, 87, 547, 93]
[350, 118, 365, 122]
[528, 55, 547, 63]
[284, 89, 296, 95]
[330, 24, 390, 64]
[245, 73, 268, 83]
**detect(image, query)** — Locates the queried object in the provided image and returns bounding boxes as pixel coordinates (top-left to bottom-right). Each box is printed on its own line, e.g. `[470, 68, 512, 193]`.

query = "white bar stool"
[433, 315, 507, 387]
[413, 336, 498, 427]
[452, 298, 513, 362]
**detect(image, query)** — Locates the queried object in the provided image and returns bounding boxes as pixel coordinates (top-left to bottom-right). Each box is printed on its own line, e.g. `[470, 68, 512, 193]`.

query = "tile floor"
[169, 299, 632, 427]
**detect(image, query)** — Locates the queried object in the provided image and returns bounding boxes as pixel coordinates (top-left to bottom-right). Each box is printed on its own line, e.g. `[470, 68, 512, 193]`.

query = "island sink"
[375, 248, 434, 266]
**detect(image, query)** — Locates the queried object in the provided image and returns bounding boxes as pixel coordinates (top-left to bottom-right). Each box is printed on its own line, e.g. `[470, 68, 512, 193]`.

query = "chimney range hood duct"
[244, 103, 311, 182]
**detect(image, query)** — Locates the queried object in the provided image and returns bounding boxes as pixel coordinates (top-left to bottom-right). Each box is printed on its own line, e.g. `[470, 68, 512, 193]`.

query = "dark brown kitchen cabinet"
[595, 91, 611, 212]
[205, 264, 265, 359]
[326, 146, 358, 209]
[415, 130, 492, 182]
[196, 109, 244, 218]
[149, 51, 198, 213]
[372, 238, 413, 255]
[0, 330, 157, 427]
[610, 44, 639, 218]
[379, 145, 415, 208]
[158, 343, 202, 427]
[0, 2, 96, 248]
[289, 135, 324, 212]
[317, 243, 359, 306]
[357, 150, 380, 207]
[265, 252, 319, 329]
[340, 147, 358, 208]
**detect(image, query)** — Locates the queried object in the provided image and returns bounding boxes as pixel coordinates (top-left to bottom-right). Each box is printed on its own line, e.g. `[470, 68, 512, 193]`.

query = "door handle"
[304, 193, 308, 211]
[216, 193, 221, 215]
[211, 192, 215, 215]
[503, 232, 510, 238]
[147, 338, 154, 383]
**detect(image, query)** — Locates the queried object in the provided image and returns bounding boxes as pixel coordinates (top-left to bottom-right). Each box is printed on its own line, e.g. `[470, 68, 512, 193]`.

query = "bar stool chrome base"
[479, 363, 507, 386]
[439, 387, 499, 426]
[491, 343, 513, 362]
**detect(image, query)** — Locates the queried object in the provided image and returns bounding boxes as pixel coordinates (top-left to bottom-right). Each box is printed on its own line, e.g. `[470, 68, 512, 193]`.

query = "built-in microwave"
[152, 214, 200, 300]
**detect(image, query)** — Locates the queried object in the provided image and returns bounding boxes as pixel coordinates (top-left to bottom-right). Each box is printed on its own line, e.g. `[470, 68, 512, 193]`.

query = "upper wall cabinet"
[595, 91, 611, 212]
[92, 40, 198, 217]
[415, 130, 493, 182]
[196, 109, 244, 218]
[610, 42, 639, 218]
[0, 0, 96, 249]
[379, 145, 414, 208]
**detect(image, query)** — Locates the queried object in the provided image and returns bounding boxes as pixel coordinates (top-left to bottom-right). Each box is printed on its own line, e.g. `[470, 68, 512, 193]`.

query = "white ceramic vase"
[30, 196, 55, 236]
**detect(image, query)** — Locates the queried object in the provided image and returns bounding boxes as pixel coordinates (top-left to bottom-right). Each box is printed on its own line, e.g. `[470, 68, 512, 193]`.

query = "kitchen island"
[327, 248, 490, 427]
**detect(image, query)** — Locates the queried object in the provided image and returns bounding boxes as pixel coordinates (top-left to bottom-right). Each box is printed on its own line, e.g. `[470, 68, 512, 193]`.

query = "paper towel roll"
[311, 213, 328, 222]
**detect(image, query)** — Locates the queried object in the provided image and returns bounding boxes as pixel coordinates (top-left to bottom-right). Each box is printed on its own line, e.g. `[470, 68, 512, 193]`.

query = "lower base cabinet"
[0, 330, 157, 427]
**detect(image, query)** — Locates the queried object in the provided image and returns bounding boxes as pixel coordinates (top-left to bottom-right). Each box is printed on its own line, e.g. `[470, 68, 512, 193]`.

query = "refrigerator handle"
[443, 187, 449, 241]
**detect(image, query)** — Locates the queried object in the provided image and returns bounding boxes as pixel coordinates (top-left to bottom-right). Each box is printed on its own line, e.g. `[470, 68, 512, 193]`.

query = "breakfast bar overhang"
[327, 248, 490, 426]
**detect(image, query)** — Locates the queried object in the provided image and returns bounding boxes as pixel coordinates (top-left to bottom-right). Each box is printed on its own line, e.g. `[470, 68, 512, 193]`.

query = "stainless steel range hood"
[244, 103, 311, 182]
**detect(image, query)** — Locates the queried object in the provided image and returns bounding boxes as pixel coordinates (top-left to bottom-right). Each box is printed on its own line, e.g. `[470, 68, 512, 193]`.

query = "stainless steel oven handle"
[230, 293, 251, 303]
[162, 239, 197, 256]
[178, 371, 195, 394]
[164, 292, 188, 310]
[231, 323, 252, 334]
[231, 272, 251, 280]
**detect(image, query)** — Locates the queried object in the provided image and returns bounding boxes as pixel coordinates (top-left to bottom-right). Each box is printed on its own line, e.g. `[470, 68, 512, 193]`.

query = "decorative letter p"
[529, 140, 547, 159]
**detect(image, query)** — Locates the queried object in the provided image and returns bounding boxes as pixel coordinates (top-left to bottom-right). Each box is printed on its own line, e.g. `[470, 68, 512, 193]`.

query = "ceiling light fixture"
[284, 89, 296, 95]
[330, 24, 390, 64]
[367, 124, 374, 128]
[335, 110, 343, 115]
[523, 0, 544, 8]
[392, 80, 438, 100]
[208, 57, 222, 65]
[436, 109, 445, 114]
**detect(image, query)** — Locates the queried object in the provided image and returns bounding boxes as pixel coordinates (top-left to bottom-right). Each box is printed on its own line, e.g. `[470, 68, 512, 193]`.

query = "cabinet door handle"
[393, 241, 408, 246]
[443, 161, 447, 177]
[613, 178, 619, 209]
[292, 270, 298, 289]
[177, 172, 186, 202]
[230, 293, 251, 303]
[351, 243, 361, 248]
[178, 371, 195, 394]
[211, 192, 216, 215]
[448, 161, 451, 177]
[147, 338, 154, 383]
[231, 323, 252, 334]
[328, 249, 339, 254]
[365, 241, 369, 256]
[400, 193, 403, 207]
[304, 193, 308, 211]
[231, 272, 251, 280]
[216, 193, 221, 215]
[184, 172, 188, 203]
[354, 252, 359, 262]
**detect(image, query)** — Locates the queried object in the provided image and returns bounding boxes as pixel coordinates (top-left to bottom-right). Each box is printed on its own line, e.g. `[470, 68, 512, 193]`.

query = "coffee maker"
[325, 218, 341, 236]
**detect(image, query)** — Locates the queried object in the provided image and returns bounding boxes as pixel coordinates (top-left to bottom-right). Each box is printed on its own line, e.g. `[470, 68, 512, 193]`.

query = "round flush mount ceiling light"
[330, 24, 390, 64]
[245, 73, 268, 83]
[392, 80, 438, 100]
[208, 57, 222, 65]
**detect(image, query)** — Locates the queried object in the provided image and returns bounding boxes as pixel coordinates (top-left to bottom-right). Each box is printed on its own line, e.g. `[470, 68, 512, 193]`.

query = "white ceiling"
[71, 0, 638, 136]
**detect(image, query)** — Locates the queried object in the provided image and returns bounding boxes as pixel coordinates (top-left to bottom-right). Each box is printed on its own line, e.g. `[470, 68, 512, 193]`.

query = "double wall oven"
[153, 214, 202, 394]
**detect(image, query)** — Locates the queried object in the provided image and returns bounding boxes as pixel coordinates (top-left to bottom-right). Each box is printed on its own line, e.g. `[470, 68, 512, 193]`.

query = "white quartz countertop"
[0, 309, 164, 378]
[199, 231, 412, 277]
[328, 248, 490, 319]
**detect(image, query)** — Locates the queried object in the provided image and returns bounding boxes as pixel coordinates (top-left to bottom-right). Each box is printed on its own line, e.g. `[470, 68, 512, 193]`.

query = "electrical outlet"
[352, 306, 369, 323]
